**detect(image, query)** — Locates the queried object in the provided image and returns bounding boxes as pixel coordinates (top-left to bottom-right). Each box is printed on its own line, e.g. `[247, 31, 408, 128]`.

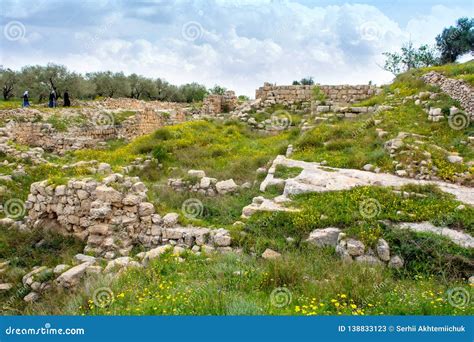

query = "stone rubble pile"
[0, 126, 47, 164]
[384, 132, 472, 184]
[168, 170, 243, 196]
[306, 227, 404, 268]
[421, 71, 474, 119]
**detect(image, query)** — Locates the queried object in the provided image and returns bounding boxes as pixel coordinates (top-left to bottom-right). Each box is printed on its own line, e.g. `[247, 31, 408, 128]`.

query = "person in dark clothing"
[22, 91, 30, 107]
[63, 90, 71, 107]
[48, 90, 56, 108]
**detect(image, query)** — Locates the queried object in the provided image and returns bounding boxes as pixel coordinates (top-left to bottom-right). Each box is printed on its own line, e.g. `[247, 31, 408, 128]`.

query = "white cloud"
[0, 1, 470, 96]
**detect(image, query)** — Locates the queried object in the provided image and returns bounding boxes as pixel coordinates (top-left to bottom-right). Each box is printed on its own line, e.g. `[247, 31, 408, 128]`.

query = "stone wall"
[7, 107, 186, 154]
[83, 98, 189, 113]
[10, 122, 113, 154]
[421, 71, 474, 118]
[255, 82, 379, 105]
[201, 91, 238, 115]
[26, 174, 232, 258]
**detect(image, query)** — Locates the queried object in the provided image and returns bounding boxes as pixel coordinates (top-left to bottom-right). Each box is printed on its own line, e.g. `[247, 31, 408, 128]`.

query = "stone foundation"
[7, 107, 186, 154]
[25, 174, 232, 258]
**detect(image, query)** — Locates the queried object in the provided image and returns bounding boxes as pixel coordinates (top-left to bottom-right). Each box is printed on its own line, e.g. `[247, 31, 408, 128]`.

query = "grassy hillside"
[0, 62, 473, 316]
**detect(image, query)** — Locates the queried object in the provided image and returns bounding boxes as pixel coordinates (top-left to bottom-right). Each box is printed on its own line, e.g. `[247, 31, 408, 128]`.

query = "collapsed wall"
[201, 91, 238, 115]
[255, 82, 379, 105]
[7, 107, 186, 154]
[421, 71, 474, 118]
[26, 174, 232, 258]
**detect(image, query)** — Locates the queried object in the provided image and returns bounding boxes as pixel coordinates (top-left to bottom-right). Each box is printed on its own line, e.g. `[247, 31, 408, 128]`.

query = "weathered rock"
[188, 170, 206, 179]
[53, 264, 70, 275]
[215, 179, 238, 194]
[24, 291, 40, 302]
[388, 255, 404, 269]
[56, 262, 91, 288]
[0, 283, 13, 291]
[104, 257, 141, 273]
[355, 255, 383, 266]
[95, 185, 123, 203]
[306, 227, 341, 247]
[138, 202, 155, 216]
[74, 254, 97, 264]
[262, 248, 281, 260]
[376, 239, 390, 262]
[346, 239, 365, 256]
[163, 213, 179, 227]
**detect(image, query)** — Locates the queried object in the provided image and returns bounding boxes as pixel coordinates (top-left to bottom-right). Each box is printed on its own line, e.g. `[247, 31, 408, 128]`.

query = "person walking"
[22, 91, 30, 108]
[63, 90, 71, 107]
[48, 90, 56, 108]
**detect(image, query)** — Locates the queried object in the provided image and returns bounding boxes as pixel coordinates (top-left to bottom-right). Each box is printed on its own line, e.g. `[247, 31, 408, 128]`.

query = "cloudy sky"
[0, 0, 472, 96]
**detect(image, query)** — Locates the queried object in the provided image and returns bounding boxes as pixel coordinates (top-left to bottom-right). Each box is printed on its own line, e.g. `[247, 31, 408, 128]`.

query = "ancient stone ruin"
[421, 71, 474, 119]
[6, 107, 185, 154]
[255, 82, 380, 105]
[26, 173, 232, 259]
[201, 90, 238, 115]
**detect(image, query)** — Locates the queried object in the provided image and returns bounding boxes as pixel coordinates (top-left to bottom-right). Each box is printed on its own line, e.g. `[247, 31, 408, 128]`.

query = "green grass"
[73, 120, 293, 183]
[1, 61, 473, 316]
[27, 248, 472, 316]
[0, 99, 23, 109]
[274, 165, 303, 179]
[421, 60, 474, 86]
[0, 227, 84, 314]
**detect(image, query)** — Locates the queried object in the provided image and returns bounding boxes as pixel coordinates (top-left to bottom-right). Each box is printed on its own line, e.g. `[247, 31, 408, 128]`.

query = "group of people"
[22, 90, 71, 108]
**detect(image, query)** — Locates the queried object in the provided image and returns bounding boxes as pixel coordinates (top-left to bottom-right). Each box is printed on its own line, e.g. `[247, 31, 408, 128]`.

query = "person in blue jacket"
[22, 90, 30, 107]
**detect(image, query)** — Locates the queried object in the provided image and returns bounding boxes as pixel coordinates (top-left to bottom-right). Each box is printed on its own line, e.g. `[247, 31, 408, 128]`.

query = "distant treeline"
[0, 64, 230, 102]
